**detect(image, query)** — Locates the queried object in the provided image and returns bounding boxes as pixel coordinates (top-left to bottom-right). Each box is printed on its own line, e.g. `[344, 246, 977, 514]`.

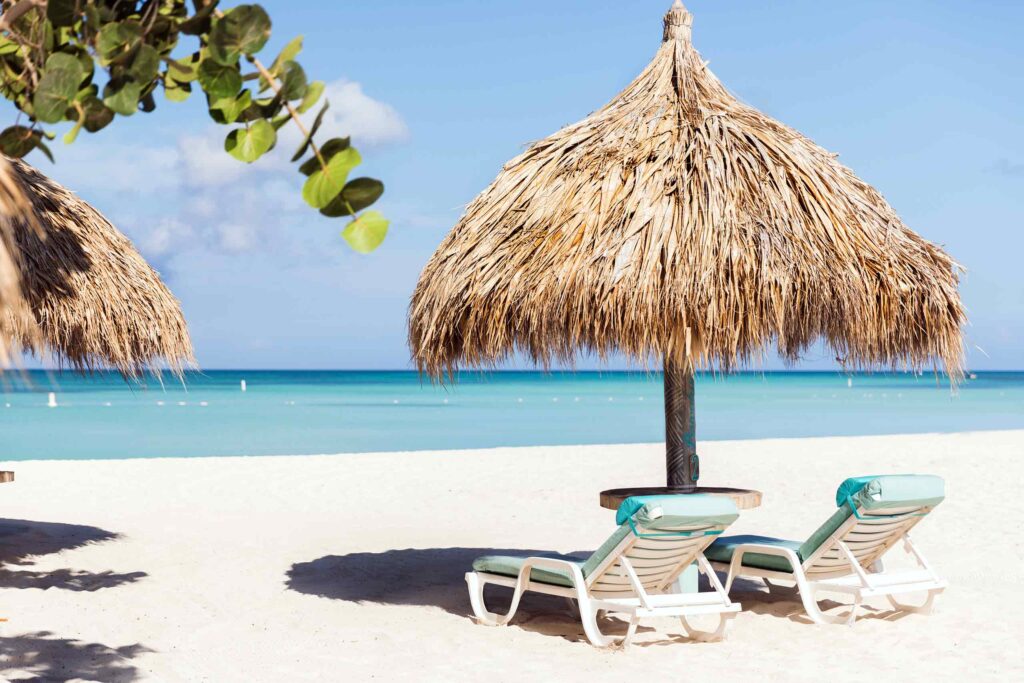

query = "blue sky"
[21, 0, 1024, 370]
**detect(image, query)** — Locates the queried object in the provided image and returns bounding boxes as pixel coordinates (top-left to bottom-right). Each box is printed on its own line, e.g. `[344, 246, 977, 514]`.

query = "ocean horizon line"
[12, 367, 1022, 375]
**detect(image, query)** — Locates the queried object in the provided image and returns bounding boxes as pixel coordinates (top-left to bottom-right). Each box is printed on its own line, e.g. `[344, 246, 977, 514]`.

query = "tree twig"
[0, 0, 44, 33]
[245, 54, 326, 172]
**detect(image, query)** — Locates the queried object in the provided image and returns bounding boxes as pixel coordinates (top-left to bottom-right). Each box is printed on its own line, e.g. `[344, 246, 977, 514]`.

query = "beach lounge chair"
[466, 495, 741, 648]
[706, 474, 947, 626]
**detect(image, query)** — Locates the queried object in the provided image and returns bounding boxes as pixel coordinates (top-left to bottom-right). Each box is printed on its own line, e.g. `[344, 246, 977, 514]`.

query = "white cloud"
[178, 131, 252, 186]
[315, 80, 410, 147]
[217, 222, 257, 252]
[137, 217, 195, 257]
[36, 78, 408, 266]
[44, 142, 180, 194]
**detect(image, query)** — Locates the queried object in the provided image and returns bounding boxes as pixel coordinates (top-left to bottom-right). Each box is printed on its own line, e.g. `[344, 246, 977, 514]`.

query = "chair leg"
[887, 587, 943, 615]
[577, 600, 621, 649]
[619, 615, 640, 650]
[465, 572, 522, 627]
[680, 611, 735, 642]
[844, 593, 862, 626]
[795, 581, 852, 626]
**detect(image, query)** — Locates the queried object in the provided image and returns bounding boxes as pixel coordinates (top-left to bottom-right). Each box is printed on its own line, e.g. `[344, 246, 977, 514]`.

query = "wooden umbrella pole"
[664, 357, 698, 489]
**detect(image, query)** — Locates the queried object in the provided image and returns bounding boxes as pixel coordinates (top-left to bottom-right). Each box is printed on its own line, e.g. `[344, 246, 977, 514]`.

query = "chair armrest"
[517, 557, 587, 590]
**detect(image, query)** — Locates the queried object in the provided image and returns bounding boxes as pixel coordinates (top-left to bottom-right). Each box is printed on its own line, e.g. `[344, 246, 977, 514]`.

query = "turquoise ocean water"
[1, 370, 1021, 461]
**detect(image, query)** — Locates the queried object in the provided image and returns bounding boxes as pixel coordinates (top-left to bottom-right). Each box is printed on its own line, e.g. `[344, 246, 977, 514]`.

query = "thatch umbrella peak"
[409, 2, 966, 380]
[0, 157, 194, 377]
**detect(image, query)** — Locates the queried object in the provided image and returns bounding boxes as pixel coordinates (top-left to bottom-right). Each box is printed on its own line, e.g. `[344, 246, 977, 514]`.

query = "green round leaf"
[342, 211, 389, 253]
[279, 61, 307, 101]
[0, 126, 40, 158]
[198, 59, 243, 99]
[209, 89, 253, 124]
[320, 177, 385, 217]
[129, 45, 161, 83]
[302, 147, 361, 209]
[82, 97, 115, 132]
[224, 118, 276, 163]
[96, 21, 142, 66]
[33, 53, 86, 123]
[208, 4, 272, 66]
[47, 0, 79, 28]
[103, 80, 142, 116]
[299, 137, 350, 176]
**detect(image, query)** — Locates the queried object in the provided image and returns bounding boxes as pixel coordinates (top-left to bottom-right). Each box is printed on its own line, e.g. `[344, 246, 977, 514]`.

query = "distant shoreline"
[5, 429, 1023, 465]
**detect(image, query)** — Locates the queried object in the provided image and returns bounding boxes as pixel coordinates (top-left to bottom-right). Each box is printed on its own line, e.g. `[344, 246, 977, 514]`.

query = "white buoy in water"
[847, 377, 853, 388]
[240, 380, 247, 392]
[47, 392, 57, 408]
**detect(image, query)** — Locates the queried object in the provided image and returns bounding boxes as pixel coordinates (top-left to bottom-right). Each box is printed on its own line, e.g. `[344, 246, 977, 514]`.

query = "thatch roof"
[0, 156, 194, 377]
[410, 1, 965, 378]
[0, 157, 36, 365]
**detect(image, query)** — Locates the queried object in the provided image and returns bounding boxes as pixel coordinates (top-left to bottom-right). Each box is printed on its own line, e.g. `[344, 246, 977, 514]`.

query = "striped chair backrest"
[586, 517, 730, 598]
[801, 502, 934, 580]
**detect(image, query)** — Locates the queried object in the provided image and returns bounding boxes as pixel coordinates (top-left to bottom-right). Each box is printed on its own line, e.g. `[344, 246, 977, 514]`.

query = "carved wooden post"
[664, 357, 698, 489]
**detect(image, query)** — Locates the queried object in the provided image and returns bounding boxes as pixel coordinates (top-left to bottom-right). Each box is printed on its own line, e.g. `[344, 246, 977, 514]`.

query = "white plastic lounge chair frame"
[466, 514, 740, 648]
[711, 500, 946, 626]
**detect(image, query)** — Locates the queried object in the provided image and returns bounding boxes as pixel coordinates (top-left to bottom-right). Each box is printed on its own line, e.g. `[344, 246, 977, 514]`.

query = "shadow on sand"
[286, 547, 756, 645]
[286, 547, 910, 644]
[0, 519, 151, 680]
[0, 519, 146, 591]
[0, 632, 150, 682]
[286, 547, 586, 617]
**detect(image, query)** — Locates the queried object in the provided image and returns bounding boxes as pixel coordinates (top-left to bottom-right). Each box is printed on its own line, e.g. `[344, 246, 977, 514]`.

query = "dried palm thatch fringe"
[0, 156, 39, 365]
[0, 156, 194, 377]
[410, 1, 966, 381]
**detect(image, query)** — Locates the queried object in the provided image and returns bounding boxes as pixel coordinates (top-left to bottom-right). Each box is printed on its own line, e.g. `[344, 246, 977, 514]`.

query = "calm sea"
[0, 370, 1021, 461]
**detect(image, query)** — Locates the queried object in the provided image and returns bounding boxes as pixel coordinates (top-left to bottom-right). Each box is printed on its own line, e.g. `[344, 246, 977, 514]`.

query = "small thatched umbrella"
[410, 1, 966, 488]
[0, 156, 194, 377]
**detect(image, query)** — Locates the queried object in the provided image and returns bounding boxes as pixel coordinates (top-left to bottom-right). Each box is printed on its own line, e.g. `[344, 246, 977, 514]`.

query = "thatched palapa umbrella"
[0, 158, 35, 366]
[0, 156, 194, 377]
[409, 1, 966, 489]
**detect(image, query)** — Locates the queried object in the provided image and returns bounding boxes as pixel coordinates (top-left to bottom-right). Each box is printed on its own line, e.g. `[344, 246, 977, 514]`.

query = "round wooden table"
[599, 486, 762, 511]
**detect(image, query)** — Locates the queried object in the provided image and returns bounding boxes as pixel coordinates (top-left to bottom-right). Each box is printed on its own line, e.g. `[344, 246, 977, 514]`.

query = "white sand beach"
[1, 430, 1022, 682]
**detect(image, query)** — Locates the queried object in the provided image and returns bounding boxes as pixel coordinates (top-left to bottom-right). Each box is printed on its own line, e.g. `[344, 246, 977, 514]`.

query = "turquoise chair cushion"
[835, 474, 945, 511]
[705, 535, 803, 572]
[474, 495, 740, 586]
[614, 494, 740, 528]
[472, 553, 584, 587]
